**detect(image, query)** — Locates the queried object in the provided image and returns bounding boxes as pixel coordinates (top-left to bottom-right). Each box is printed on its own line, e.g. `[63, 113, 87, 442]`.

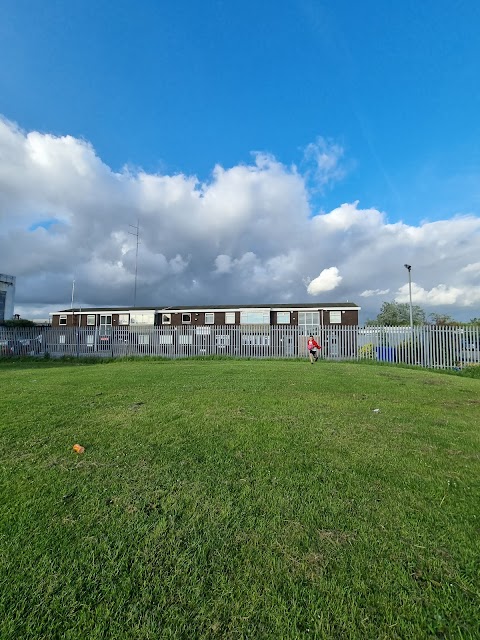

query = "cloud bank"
[1, 117, 480, 322]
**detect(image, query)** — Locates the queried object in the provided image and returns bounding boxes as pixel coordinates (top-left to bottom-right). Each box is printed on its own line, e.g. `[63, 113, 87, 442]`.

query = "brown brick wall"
[52, 314, 73, 327]
[322, 309, 358, 326]
[158, 310, 241, 326]
[271, 311, 300, 326]
[53, 308, 359, 328]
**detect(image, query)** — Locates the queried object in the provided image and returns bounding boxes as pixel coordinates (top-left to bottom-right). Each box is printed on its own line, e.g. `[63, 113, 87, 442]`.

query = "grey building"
[0, 274, 16, 322]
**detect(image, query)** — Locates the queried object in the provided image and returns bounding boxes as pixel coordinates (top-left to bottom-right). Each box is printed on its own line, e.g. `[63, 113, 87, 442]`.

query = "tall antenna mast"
[128, 220, 140, 308]
[71, 278, 75, 309]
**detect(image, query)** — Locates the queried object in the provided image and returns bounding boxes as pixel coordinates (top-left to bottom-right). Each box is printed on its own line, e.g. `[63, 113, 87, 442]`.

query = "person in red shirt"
[307, 335, 321, 363]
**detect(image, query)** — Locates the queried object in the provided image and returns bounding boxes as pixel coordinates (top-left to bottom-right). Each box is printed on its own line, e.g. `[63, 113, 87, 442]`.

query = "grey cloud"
[1, 117, 480, 322]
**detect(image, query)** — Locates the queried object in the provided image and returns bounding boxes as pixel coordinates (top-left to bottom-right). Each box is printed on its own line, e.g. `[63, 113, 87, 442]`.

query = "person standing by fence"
[307, 335, 321, 363]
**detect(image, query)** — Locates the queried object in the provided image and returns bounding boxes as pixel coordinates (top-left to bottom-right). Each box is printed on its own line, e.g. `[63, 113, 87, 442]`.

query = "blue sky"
[2, 0, 479, 221]
[1, 0, 480, 320]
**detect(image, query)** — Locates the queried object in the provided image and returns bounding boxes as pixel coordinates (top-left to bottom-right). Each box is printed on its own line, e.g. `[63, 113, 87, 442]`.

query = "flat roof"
[52, 302, 360, 314]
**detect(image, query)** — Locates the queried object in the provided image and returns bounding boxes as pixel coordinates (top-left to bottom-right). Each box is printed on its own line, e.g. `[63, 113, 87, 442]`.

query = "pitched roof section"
[53, 302, 360, 313]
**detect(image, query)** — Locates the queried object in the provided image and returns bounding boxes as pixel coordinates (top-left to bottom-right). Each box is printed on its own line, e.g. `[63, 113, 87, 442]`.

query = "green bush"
[459, 364, 480, 379]
[358, 342, 375, 359]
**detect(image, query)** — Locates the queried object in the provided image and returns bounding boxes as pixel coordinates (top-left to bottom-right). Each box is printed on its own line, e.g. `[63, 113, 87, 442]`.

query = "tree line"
[366, 302, 480, 326]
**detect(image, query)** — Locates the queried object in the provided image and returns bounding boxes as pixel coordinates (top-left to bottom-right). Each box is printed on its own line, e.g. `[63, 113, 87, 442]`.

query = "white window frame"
[216, 334, 230, 347]
[330, 311, 342, 324]
[86, 315, 96, 326]
[179, 334, 193, 345]
[86, 334, 95, 347]
[138, 334, 150, 345]
[205, 312, 215, 324]
[118, 314, 129, 325]
[59, 335, 66, 344]
[298, 311, 320, 336]
[130, 312, 154, 325]
[277, 311, 290, 324]
[162, 313, 172, 325]
[182, 313, 191, 324]
[158, 334, 173, 345]
[59, 315, 67, 325]
[225, 312, 235, 324]
[240, 310, 270, 325]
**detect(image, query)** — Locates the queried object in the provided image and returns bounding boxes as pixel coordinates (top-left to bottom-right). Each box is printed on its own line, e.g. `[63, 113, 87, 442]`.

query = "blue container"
[376, 346, 396, 362]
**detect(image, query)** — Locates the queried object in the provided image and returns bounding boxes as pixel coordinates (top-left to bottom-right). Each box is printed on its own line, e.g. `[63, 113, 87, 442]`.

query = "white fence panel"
[1, 325, 479, 369]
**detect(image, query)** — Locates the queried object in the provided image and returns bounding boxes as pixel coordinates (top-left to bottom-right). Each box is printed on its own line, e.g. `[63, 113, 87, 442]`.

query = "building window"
[179, 334, 193, 345]
[59, 335, 66, 344]
[225, 312, 235, 324]
[86, 335, 94, 347]
[138, 334, 150, 345]
[241, 334, 270, 346]
[205, 312, 214, 324]
[216, 335, 230, 347]
[130, 313, 154, 325]
[277, 311, 290, 324]
[182, 313, 191, 324]
[298, 311, 320, 336]
[162, 313, 172, 325]
[118, 314, 129, 325]
[87, 315, 95, 326]
[59, 315, 67, 325]
[330, 311, 342, 324]
[158, 334, 173, 345]
[240, 310, 270, 325]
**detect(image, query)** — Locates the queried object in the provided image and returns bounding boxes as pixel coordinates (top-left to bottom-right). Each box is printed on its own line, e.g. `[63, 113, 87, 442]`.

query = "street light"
[404, 264, 413, 330]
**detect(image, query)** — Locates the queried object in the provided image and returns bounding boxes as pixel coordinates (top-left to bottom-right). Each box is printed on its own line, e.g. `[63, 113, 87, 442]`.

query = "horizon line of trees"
[366, 302, 480, 327]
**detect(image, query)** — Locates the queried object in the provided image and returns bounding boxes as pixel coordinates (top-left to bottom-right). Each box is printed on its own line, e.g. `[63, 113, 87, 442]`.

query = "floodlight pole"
[128, 221, 140, 308]
[404, 264, 413, 331]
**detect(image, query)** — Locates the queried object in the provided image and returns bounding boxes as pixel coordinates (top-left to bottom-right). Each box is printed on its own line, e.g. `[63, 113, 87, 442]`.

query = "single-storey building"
[50, 302, 360, 331]
[48, 302, 360, 358]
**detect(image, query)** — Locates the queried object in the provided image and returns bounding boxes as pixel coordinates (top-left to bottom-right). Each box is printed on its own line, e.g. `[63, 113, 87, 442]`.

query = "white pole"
[404, 264, 414, 330]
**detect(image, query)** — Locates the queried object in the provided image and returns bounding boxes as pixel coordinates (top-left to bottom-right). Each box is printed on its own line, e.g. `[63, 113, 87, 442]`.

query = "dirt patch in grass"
[317, 529, 357, 545]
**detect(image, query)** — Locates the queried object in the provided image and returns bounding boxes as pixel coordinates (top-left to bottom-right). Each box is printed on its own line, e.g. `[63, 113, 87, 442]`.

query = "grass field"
[1, 358, 479, 639]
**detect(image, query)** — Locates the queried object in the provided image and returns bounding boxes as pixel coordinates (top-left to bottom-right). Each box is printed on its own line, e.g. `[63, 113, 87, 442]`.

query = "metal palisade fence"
[0, 325, 479, 369]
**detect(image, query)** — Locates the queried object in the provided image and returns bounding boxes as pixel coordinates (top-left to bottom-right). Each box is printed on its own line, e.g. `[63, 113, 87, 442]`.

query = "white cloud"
[1, 117, 480, 322]
[360, 288, 390, 297]
[214, 254, 232, 274]
[396, 283, 480, 306]
[314, 201, 385, 231]
[307, 267, 343, 295]
[303, 137, 346, 189]
[460, 262, 480, 275]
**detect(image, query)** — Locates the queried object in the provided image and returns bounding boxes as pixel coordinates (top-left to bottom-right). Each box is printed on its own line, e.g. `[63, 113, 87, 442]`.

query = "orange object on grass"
[72, 444, 85, 454]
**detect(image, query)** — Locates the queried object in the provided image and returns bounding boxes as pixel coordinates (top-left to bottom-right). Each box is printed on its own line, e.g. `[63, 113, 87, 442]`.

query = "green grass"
[1, 359, 479, 639]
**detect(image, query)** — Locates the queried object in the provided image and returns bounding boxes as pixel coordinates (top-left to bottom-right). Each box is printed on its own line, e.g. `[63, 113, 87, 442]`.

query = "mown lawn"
[0, 358, 479, 639]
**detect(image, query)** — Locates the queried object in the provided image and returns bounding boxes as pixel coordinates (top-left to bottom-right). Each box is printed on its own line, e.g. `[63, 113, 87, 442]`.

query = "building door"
[283, 335, 295, 356]
[195, 326, 211, 354]
[99, 315, 112, 350]
[99, 315, 112, 336]
[329, 335, 338, 357]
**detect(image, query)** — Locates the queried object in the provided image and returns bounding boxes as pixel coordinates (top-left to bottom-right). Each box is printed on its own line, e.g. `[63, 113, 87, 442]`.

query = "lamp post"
[404, 264, 413, 330]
